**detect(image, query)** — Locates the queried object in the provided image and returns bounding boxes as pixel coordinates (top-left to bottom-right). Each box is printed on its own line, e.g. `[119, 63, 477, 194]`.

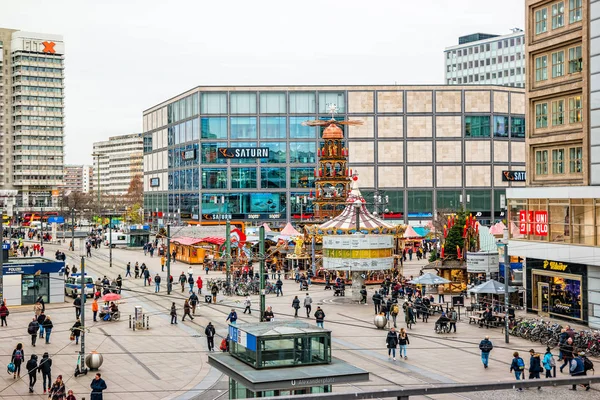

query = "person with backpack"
[0, 301, 9, 326]
[38, 352, 52, 394]
[570, 351, 592, 391]
[27, 317, 40, 347]
[509, 351, 526, 389]
[205, 322, 216, 352]
[478, 336, 493, 369]
[386, 327, 399, 361]
[543, 347, 555, 378]
[292, 296, 301, 317]
[314, 306, 325, 328]
[26, 354, 38, 393]
[390, 302, 400, 328]
[11, 343, 24, 379]
[43, 316, 53, 344]
[528, 349, 542, 389]
[189, 292, 199, 315]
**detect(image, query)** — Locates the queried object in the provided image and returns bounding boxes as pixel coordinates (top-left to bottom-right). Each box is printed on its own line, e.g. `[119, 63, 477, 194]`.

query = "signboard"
[217, 147, 269, 159]
[502, 171, 526, 182]
[519, 210, 548, 236]
[323, 235, 394, 250]
[150, 178, 160, 187]
[322, 257, 394, 271]
[466, 251, 499, 274]
[181, 149, 196, 160]
[47, 216, 64, 224]
[407, 212, 433, 218]
[452, 296, 464, 307]
[201, 213, 284, 221]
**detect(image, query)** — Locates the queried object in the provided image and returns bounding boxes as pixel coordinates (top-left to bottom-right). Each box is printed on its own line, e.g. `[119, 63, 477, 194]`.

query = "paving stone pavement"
[0, 242, 597, 399]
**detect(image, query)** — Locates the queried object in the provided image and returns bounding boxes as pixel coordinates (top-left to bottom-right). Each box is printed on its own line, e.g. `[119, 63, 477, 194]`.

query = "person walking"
[91, 298, 99, 322]
[560, 337, 574, 373]
[154, 273, 161, 293]
[71, 318, 82, 345]
[448, 308, 458, 333]
[398, 328, 409, 360]
[528, 349, 542, 389]
[73, 297, 82, 319]
[226, 309, 238, 325]
[42, 316, 53, 344]
[275, 278, 283, 297]
[179, 272, 187, 292]
[570, 351, 591, 391]
[170, 302, 177, 324]
[0, 301, 9, 326]
[543, 347, 555, 378]
[143, 268, 151, 287]
[211, 284, 218, 304]
[188, 275, 194, 293]
[304, 293, 312, 318]
[404, 302, 415, 329]
[196, 276, 203, 294]
[182, 299, 194, 321]
[11, 343, 24, 379]
[372, 291, 382, 314]
[205, 322, 216, 352]
[478, 335, 493, 369]
[90, 373, 108, 400]
[48, 375, 65, 399]
[37, 311, 46, 339]
[314, 306, 325, 328]
[243, 296, 251, 314]
[38, 352, 52, 394]
[292, 296, 301, 317]
[390, 301, 400, 328]
[125, 262, 131, 278]
[386, 327, 399, 361]
[28, 317, 40, 347]
[26, 354, 38, 393]
[189, 292, 199, 315]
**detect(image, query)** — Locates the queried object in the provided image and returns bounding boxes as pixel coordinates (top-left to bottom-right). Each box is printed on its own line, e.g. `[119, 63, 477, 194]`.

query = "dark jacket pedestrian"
[479, 336, 493, 368]
[386, 328, 399, 359]
[90, 373, 107, 400]
[314, 307, 325, 327]
[71, 319, 82, 344]
[263, 307, 274, 322]
[28, 318, 40, 347]
[182, 299, 194, 321]
[292, 296, 301, 317]
[0, 302, 9, 326]
[48, 375, 65, 400]
[205, 322, 216, 351]
[170, 302, 177, 324]
[26, 354, 38, 393]
[37, 312, 46, 338]
[560, 338, 574, 373]
[226, 309, 238, 324]
[38, 352, 52, 392]
[11, 343, 24, 378]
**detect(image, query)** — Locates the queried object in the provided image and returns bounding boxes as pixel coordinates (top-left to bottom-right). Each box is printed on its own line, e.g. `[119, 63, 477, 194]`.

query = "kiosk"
[1, 257, 65, 305]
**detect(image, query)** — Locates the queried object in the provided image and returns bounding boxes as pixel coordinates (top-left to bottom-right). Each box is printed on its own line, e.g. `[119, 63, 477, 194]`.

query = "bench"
[469, 316, 482, 324]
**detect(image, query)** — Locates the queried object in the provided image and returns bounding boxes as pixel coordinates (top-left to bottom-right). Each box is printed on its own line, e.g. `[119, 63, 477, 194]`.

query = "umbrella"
[468, 279, 517, 294]
[102, 293, 121, 302]
[408, 273, 451, 285]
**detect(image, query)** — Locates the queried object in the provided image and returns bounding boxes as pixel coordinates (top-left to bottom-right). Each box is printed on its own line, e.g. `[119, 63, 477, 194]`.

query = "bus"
[22, 211, 59, 226]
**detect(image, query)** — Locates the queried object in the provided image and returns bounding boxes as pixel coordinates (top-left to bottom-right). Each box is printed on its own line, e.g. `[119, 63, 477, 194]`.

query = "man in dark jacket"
[205, 322, 216, 351]
[26, 354, 38, 393]
[560, 337, 574, 373]
[372, 291, 382, 314]
[529, 349, 542, 389]
[275, 278, 283, 297]
[479, 335, 493, 368]
[73, 297, 82, 319]
[90, 373, 107, 399]
[570, 351, 591, 391]
[38, 352, 52, 394]
[37, 312, 46, 339]
[314, 307, 325, 328]
[386, 328, 399, 361]
[28, 317, 39, 346]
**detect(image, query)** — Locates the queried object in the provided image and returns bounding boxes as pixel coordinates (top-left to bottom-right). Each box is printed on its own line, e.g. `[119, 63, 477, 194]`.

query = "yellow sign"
[543, 260, 568, 271]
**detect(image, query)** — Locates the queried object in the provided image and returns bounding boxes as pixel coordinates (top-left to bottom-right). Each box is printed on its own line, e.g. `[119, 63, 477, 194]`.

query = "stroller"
[333, 282, 345, 297]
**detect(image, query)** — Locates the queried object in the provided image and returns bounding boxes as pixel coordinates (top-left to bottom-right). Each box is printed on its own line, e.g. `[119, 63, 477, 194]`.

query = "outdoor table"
[429, 303, 444, 314]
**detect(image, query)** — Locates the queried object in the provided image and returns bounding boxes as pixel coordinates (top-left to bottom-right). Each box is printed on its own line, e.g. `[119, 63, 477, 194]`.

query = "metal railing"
[257, 376, 600, 400]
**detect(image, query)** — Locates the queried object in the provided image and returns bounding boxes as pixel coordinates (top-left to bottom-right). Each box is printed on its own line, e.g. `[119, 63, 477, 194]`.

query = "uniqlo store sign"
[519, 210, 548, 236]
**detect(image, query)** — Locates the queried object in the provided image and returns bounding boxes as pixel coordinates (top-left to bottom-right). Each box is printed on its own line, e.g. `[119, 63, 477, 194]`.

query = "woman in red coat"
[196, 276, 203, 294]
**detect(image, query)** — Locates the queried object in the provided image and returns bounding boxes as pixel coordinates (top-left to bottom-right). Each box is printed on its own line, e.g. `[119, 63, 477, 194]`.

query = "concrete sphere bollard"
[85, 351, 104, 371]
[373, 314, 387, 329]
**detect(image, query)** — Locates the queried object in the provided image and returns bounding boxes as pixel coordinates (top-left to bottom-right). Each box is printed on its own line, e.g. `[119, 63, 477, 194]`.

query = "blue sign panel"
[2, 244, 9, 250]
[47, 216, 65, 224]
[3, 261, 64, 275]
[247, 333, 257, 351]
[229, 325, 238, 342]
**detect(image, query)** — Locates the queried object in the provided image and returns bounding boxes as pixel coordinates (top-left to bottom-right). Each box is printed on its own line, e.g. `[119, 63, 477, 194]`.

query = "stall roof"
[412, 226, 430, 237]
[199, 237, 225, 246]
[280, 222, 302, 237]
[403, 225, 422, 238]
[171, 237, 203, 246]
[208, 353, 369, 392]
[236, 320, 329, 337]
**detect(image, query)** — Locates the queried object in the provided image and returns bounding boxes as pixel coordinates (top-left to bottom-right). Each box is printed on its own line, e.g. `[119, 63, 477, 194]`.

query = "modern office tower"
[61, 165, 93, 194]
[507, 0, 600, 328]
[92, 133, 143, 195]
[143, 85, 526, 225]
[444, 29, 525, 87]
[0, 28, 65, 208]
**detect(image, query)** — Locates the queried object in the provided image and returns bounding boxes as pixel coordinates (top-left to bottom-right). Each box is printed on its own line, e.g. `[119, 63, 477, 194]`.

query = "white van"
[103, 232, 128, 247]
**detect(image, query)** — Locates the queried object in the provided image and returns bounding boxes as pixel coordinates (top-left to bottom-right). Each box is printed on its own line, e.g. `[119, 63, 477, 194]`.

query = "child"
[66, 389, 76, 400]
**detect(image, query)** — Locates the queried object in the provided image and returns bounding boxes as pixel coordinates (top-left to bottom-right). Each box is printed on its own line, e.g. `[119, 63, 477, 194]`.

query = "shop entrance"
[537, 282, 550, 316]
[21, 274, 49, 305]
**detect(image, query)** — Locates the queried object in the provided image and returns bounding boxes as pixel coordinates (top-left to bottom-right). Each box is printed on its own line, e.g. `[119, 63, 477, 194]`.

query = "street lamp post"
[40, 197, 48, 250]
[497, 228, 510, 344]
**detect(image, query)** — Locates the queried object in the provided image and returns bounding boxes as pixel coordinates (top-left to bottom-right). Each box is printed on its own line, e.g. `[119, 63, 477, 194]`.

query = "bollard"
[142, 313, 146, 328]
[146, 315, 149, 330]
[129, 315, 132, 329]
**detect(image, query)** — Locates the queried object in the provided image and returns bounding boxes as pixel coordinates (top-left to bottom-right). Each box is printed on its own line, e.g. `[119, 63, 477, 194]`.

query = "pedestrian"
[276, 278, 283, 296]
[38, 352, 52, 394]
[170, 302, 177, 324]
[179, 272, 186, 292]
[243, 296, 252, 314]
[189, 292, 199, 315]
[314, 306, 325, 328]
[48, 375, 65, 399]
[226, 308, 238, 325]
[143, 268, 150, 286]
[74, 297, 82, 319]
[171, 249, 177, 263]
[570, 351, 592, 391]
[390, 301, 400, 328]
[449, 307, 458, 333]
[211, 284, 218, 304]
[264, 306, 274, 322]
[34, 301, 43, 317]
[134, 263, 139, 279]
[372, 291, 382, 314]
[91, 298, 99, 322]
[398, 327, 409, 360]
[196, 276, 203, 294]
[205, 322, 216, 352]
[155, 273, 161, 293]
[292, 295, 301, 317]
[188, 275, 194, 293]
[11, 343, 24, 379]
[437, 284, 445, 303]
[528, 349, 542, 389]
[404, 302, 415, 329]
[28, 317, 40, 347]
[560, 337, 574, 373]
[304, 293, 312, 318]
[543, 347, 555, 378]
[478, 335, 493, 369]
[66, 389, 76, 400]
[90, 372, 108, 400]
[126, 262, 131, 277]
[37, 311, 46, 338]
[71, 318, 82, 345]
[43, 316, 53, 344]
[182, 299, 194, 321]
[386, 327, 398, 361]
[36, 295, 45, 313]
[0, 301, 9, 326]
[26, 354, 38, 393]
[160, 256, 165, 272]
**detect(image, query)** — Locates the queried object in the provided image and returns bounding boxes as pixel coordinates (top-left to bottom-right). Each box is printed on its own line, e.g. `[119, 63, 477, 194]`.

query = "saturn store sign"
[217, 147, 270, 159]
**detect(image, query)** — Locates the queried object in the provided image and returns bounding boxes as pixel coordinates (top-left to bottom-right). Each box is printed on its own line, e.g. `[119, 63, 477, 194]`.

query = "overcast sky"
[2, 0, 524, 165]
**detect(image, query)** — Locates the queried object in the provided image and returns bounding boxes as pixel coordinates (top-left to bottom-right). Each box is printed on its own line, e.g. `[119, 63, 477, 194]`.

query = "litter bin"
[205, 295, 212, 303]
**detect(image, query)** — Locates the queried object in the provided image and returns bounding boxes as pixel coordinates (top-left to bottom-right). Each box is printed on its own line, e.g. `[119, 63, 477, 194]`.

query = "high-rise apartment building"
[0, 28, 65, 208]
[444, 30, 525, 87]
[92, 133, 143, 195]
[61, 165, 93, 194]
[507, 0, 600, 328]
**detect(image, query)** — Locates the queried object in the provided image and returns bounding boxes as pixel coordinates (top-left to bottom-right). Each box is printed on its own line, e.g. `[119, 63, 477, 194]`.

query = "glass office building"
[143, 85, 526, 225]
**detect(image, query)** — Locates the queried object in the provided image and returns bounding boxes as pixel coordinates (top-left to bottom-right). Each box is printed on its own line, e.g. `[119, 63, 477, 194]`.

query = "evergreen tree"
[443, 210, 468, 259]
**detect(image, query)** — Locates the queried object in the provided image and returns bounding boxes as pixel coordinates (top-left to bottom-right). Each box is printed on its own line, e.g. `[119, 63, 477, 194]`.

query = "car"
[65, 273, 96, 298]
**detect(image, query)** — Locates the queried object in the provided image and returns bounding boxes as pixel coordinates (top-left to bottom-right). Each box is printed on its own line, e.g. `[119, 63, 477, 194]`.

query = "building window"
[569, 96, 582, 123]
[201, 143, 227, 164]
[231, 168, 257, 189]
[259, 92, 286, 114]
[259, 142, 286, 163]
[201, 93, 227, 114]
[318, 92, 345, 113]
[569, 0, 582, 23]
[230, 93, 257, 114]
[535, 8, 548, 34]
[407, 191, 433, 214]
[290, 167, 315, 188]
[569, 146, 583, 173]
[289, 92, 316, 114]
[261, 167, 286, 189]
[493, 116, 509, 137]
[289, 142, 316, 163]
[465, 116, 490, 137]
[568, 46, 582, 73]
[535, 103, 548, 128]
[535, 56, 547, 81]
[230, 117, 257, 139]
[290, 117, 316, 138]
[552, 149, 565, 174]
[201, 168, 227, 189]
[259, 117, 287, 139]
[552, 51, 564, 78]
[552, 2, 565, 29]
[536, 150, 548, 175]
[511, 117, 525, 138]
[551, 100, 564, 126]
[201, 117, 227, 139]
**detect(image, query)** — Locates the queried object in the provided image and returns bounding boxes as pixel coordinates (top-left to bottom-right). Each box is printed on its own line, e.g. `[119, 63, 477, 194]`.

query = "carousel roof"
[317, 175, 396, 234]
[280, 222, 302, 237]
